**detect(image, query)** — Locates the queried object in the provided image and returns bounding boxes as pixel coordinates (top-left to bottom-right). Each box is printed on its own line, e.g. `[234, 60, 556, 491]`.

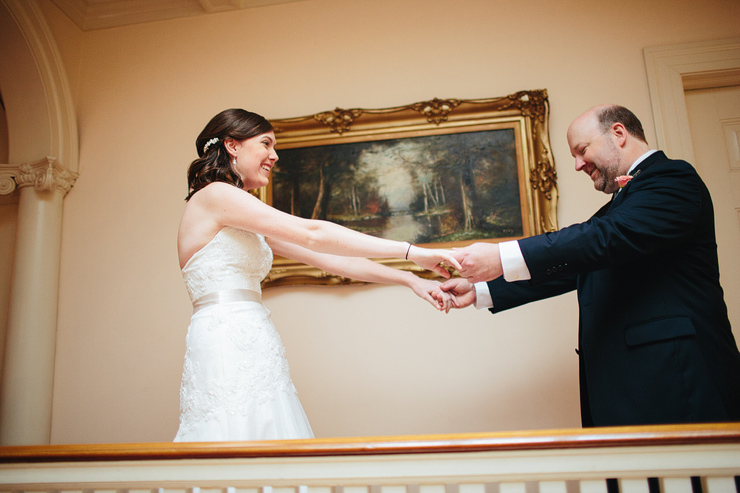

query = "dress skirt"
[174, 300, 314, 442]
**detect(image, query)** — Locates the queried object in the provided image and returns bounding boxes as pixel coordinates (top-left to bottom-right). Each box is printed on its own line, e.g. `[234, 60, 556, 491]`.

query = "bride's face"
[230, 131, 278, 190]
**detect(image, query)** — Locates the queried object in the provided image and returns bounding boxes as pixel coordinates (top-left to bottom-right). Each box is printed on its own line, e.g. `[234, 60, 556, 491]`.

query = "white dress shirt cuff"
[474, 282, 493, 309]
[473, 241, 531, 310]
[499, 240, 531, 282]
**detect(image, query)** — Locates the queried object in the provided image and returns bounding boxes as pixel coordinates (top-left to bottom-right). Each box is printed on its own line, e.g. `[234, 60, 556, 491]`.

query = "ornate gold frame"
[259, 89, 558, 288]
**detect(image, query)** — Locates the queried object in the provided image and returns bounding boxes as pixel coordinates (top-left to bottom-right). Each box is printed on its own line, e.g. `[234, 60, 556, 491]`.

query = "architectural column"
[0, 157, 78, 445]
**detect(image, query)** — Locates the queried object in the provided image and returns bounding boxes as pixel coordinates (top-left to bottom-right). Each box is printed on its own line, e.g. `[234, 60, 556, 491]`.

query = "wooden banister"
[2, 422, 739, 463]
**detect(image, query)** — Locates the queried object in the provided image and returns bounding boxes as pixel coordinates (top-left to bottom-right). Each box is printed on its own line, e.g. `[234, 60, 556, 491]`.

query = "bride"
[174, 108, 460, 442]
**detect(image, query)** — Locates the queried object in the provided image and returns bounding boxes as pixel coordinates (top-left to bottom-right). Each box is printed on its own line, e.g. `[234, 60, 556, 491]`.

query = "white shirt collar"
[627, 149, 657, 175]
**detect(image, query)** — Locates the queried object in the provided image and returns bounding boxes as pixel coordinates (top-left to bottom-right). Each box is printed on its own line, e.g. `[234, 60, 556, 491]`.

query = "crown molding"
[50, 0, 306, 31]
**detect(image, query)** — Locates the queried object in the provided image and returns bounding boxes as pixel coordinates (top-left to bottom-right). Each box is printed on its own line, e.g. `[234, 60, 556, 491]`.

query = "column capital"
[0, 163, 19, 196]
[2, 157, 79, 196]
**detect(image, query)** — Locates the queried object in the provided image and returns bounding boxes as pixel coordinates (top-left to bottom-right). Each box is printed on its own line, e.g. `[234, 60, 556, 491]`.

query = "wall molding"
[644, 37, 740, 163]
[1, 0, 78, 172]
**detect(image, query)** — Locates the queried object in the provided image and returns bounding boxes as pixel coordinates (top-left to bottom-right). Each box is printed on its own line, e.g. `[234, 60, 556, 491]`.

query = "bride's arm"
[199, 182, 461, 277]
[267, 237, 454, 311]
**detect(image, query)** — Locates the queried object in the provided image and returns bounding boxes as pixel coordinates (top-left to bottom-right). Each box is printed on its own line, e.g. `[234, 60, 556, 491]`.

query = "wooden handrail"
[1, 423, 739, 463]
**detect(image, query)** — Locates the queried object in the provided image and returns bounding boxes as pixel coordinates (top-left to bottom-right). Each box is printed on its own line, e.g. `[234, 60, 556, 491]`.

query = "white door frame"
[644, 38, 740, 162]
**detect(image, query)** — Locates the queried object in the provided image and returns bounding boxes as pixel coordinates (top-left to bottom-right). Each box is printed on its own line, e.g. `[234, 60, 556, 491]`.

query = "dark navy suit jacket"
[486, 151, 740, 426]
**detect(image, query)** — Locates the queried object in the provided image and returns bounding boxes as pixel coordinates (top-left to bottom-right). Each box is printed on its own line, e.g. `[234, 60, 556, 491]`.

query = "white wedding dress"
[174, 227, 314, 442]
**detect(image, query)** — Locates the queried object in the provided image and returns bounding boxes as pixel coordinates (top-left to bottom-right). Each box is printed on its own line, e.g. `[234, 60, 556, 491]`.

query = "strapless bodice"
[181, 227, 273, 302]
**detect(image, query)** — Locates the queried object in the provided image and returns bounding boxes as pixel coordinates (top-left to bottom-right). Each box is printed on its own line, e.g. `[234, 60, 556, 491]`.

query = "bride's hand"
[407, 245, 462, 279]
[408, 276, 456, 313]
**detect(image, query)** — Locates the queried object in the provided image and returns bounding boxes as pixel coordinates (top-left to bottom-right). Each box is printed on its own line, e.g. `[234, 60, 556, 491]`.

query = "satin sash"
[192, 288, 262, 313]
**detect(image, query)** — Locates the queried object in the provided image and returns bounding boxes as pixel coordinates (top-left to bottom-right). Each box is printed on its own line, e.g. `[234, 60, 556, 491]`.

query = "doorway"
[685, 85, 740, 333]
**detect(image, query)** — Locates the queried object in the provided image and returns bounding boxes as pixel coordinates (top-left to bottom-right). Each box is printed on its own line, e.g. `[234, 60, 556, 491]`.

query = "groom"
[440, 104, 740, 427]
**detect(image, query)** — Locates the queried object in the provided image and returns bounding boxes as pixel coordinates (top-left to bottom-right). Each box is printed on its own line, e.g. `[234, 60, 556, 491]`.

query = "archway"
[0, 0, 78, 445]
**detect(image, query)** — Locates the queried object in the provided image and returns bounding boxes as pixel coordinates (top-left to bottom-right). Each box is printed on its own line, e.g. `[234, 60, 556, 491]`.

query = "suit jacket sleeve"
[519, 158, 704, 286]
[486, 275, 577, 314]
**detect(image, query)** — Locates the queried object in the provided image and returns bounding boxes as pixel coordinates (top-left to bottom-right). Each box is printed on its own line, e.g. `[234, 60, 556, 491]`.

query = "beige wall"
[22, 0, 740, 444]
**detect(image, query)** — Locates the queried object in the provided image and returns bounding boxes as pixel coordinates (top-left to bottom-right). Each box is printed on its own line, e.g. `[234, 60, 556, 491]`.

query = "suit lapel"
[607, 151, 666, 210]
[628, 150, 664, 177]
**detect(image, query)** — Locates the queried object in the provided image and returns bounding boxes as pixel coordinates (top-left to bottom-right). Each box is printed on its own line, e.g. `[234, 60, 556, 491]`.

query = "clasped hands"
[417, 242, 503, 312]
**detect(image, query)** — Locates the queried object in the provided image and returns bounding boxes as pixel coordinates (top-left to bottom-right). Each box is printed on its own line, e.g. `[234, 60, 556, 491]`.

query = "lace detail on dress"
[182, 228, 273, 301]
[177, 303, 297, 432]
[174, 227, 313, 441]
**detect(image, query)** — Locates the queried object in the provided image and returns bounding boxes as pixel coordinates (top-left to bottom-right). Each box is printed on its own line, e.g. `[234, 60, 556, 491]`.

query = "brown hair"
[596, 105, 648, 144]
[186, 108, 274, 200]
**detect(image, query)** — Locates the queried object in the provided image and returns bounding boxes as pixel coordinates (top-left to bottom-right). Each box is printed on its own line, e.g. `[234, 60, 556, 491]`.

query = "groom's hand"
[438, 278, 477, 309]
[453, 242, 503, 284]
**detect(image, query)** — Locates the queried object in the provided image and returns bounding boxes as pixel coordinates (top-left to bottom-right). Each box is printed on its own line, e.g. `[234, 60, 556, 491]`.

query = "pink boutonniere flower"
[615, 175, 633, 188]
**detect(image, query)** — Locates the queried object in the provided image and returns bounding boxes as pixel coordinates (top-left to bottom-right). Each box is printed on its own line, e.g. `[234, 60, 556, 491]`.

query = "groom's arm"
[482, 276, 577, 314]
[453, 240, 531, 284]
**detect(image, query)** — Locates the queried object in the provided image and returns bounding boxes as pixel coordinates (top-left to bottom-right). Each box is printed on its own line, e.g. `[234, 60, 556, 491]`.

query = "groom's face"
[568, 114, 622, 194]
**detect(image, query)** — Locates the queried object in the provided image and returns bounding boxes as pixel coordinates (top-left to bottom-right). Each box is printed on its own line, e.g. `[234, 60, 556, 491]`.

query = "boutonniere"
[615, 169, 642, 191]
[615, 175, 633, 188]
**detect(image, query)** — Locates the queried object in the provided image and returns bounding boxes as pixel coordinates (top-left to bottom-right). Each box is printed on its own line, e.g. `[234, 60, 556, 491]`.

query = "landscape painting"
[260, 90, 558, 287]
[271, 125, 524, 246]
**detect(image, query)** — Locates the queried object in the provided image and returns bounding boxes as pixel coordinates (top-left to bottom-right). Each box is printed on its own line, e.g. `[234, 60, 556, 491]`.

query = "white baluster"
[538, 481, 567, 493]
[579, 480, 608, 493]
[306, 487, 332, 493]
[661, 477, 693, 493]
[619, 479, 649, 493]
[458, 484, 485, 493]
[344, 487, 370, 493]
[419, 485, 445, 493]
[705, 477, 737, 493]
[499, 482, 526, 493]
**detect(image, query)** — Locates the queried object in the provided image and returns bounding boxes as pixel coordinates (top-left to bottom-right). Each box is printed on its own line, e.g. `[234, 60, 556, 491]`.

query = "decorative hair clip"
[203, 137, 219, 153]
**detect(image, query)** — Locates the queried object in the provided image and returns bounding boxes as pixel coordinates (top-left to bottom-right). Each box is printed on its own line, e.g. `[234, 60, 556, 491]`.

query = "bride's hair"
[186, 108, 274, 201]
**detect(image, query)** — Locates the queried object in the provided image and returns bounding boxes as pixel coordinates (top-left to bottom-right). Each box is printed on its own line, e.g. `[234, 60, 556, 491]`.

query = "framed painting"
[258, 90, 558, 288]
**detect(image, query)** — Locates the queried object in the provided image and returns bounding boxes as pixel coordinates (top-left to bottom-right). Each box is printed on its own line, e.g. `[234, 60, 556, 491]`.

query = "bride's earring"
[232, 157, 237, 167]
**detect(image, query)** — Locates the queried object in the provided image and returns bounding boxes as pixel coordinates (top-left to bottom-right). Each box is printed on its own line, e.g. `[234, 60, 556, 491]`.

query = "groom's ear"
[611, 122, 628, 148]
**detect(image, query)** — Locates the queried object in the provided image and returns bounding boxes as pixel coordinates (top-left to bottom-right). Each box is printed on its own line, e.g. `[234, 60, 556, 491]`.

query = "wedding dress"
[174, 227, 314, 442]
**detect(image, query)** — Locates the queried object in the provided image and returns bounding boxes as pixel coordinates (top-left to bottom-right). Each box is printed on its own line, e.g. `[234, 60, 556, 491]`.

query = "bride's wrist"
[403, 270, 418, 288]
[405, 243, 413, 260]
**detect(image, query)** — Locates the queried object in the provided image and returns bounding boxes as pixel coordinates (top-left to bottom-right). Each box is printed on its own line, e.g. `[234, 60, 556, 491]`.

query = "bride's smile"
[228, 131, 278, 190]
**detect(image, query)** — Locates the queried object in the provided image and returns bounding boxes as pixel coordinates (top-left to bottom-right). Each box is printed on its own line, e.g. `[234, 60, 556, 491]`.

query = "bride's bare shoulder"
[178, 189, 225, 268]
[189, 182, 256, 206]
[189, 181, 233, 200]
